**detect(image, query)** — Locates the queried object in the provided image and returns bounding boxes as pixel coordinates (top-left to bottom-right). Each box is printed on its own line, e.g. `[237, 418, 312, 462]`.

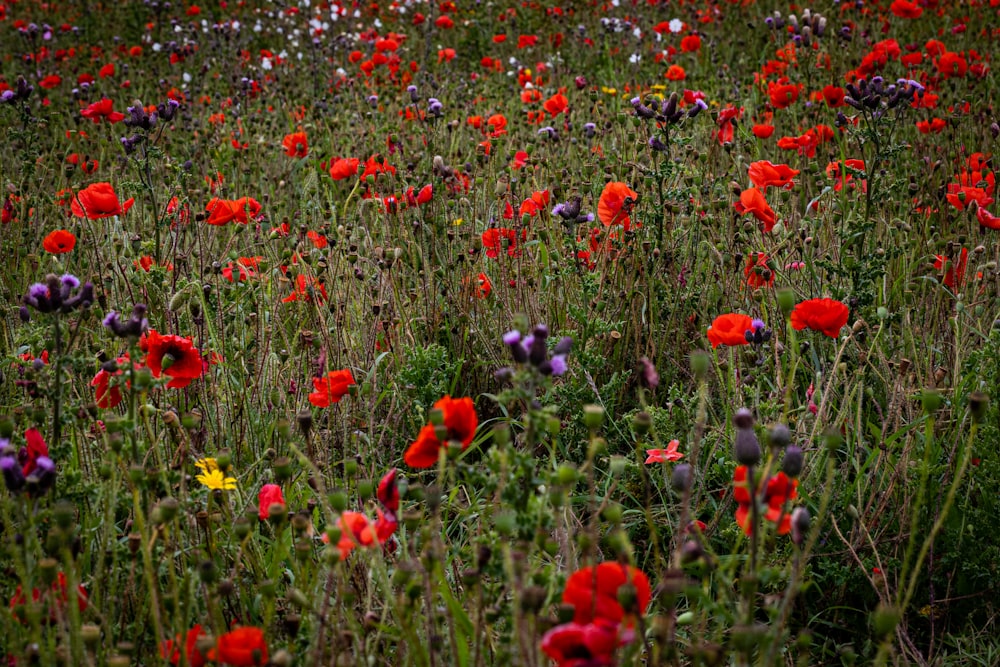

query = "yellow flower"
[195, 458, 237, 490]
[452, 218, 464, 226]
[601, 86, 618, 95]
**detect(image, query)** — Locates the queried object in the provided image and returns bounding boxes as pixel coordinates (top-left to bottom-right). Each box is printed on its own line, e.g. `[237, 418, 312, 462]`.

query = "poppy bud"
[582, 404, 605, 430]
[734, 428, 761, 466]
[632, 411, 652, 435]
[690, 350, 710, 379]
[968, 392, 989, 423]
[767, 423, 791, 450]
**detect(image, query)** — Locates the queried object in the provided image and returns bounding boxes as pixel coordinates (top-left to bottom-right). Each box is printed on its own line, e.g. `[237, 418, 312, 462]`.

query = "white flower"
[669, 18, 683, 33]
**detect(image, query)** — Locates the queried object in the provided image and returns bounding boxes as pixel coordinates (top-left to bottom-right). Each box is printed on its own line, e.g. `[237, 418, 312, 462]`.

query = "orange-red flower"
[208, 627, 268, 666]
[890, 0, 923, 18]
[707, 314, 753, 348]
[282, 274, 327, 303]
[768, 80, 802, 109]
[945, 185, 993, 211]
[935, 248, 969, 289]
[329, 157, 360, 180]
[140, 330, 204, 389]
[482, 227, 526, 258]
[543, 93, 568, 117]
[977, 205, 1000, 230]
[790, 298, 850, 338]
[91, 355, 130, 409]
[541, 620, 619, 667]
[562, 563, 651, 626]
[258, 484, 286, 521]
[734, 188, 777, 232]
[747, 161, 799, 190]
[161, 625, 207, 667]
[71, 182, 135, 219]
[733, 466, 798, 535]
[80, 98, 126, 123]
[205, 197, 262, 225]
[404, 396, 478, 468]
[42, 229, 76, 254]
[309, 369, 355, 407]
[826, 159, 867, 193]
[744, 252, 774, 288]
[597, 182, 639, 231]
[281, 131, 308, 158]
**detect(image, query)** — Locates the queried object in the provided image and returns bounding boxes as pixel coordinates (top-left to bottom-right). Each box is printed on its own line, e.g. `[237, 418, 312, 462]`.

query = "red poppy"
[680, 34, 701, 52]
[282, 274, 327, 303]
[205, 197, 262, 225]
[161, 625, 207, 667]
[309, 369, 355, 407]
[563, 562, 651, 626]
[475, 272, 492, 298]
[258, 484, 286, 521]
[715, 105, 742, 144]
[744, 253, 774, 288]
[752, 123, 775, 139]
[790, 298, 850, 338]
[208, 627, 268, 666]
[597, 182, 639, 231]
[945, 185, 993, 211]
[486, 114, 508, 137]
[543, 93, 568, 117]
[71, 182, 135, 219]
[747, 161, 799, 191]
[707, 314, 753, 349]
[21, 428, 49, 477]
[482, 227, 526, 258]
[222, 256, 261, 282]
[826, 159, 867, 193]
[937, 52, 967, 78]
[39, 75, 62, 89]
[404, 396, 478, 468]
[890, 0, 923, 18]
[80, 98, 126, 123]
[329, 157, 360, 180]
[10, 571, 88, 624]
[935, 248, 968, 289]
[976, 205, 1000, 230]
[91, 355, 130, 409]
[140, 330, 204, 389]
[768, 81, 802, 109]
[281, 131, 308, 158]
[820, 85, 846, 108]
[916, 118, 946, 134]
[327, 509, 397, 558]
[734, 188, 777, 232]
[541, 621, 619, 667]
[378, 468, 400, 514]
[42, 229, 76, 254]
[733, 466, 799, 535]
[656, 64, 683, 82]
[360, 155, 396, 181]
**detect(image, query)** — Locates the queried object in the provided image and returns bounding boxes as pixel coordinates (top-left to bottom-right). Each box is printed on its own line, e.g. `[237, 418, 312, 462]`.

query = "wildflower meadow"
[2, 0, 1000, 665]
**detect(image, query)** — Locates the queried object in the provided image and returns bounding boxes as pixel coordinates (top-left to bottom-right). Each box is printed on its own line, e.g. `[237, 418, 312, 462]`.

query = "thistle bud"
[782, 446, 804, 478]
[766, 423, 791, 450]
[734, 428, 761, 466]
[671, 463, 693, 492]
[790, 506, 810, 545]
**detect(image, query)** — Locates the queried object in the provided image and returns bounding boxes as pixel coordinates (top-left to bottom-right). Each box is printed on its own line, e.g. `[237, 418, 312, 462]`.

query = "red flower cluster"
[541, 563, 651, 666]
[733, 466, 798, 535]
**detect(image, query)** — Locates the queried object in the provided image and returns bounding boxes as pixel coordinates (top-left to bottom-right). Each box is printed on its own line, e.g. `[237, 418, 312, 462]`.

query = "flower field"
[1, 0, 999, 664]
